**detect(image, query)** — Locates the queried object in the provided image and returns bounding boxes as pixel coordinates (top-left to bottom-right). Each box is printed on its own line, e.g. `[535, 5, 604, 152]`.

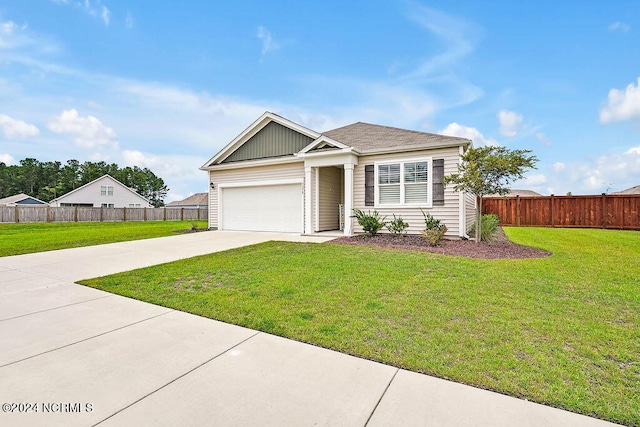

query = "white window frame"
[101, 185, 114, 196]
[374, 157, 433, 208]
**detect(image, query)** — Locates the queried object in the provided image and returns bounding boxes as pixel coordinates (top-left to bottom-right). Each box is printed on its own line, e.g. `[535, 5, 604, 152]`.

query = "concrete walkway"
[0, 231, 620, 426]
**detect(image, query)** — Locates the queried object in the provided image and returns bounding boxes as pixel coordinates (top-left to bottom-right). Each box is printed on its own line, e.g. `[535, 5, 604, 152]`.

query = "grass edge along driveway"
[80, 227, 640, 426]
[0, 220, 209, 257]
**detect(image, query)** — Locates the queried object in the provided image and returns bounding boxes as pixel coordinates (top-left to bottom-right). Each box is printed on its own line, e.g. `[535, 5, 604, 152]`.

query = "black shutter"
[365, 164, 374, 206]
[433, 159, 444, 206]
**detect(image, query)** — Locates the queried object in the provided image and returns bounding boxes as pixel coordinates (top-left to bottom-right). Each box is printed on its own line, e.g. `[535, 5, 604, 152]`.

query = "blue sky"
[1, 0, 639, 201]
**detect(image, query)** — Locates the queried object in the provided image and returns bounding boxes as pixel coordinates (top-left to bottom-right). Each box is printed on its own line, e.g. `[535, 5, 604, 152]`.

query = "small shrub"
[422, 225, 448, 246]
[468, 214, 499, 242]
[420, 208, 447, 245]
[420, 208, 442, 230]
[387, 214, 409, 236]
[190, 222, 199, 231]
[352, 208, 387, 237]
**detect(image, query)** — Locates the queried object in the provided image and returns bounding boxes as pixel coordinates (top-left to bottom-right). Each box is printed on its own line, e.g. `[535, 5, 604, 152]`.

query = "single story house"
[49, 174, 152, 208]
[0, 193, 49, 206]
[200, 112, 476, 237]
[166, 193, 208, 209]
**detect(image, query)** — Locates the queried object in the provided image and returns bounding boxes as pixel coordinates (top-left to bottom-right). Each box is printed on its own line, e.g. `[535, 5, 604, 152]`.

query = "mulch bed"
[172, 228, 211, 234]
[329, 228, 551, 259]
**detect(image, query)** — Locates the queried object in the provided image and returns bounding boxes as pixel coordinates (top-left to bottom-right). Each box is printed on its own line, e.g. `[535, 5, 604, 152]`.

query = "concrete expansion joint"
[0, 310, 172, 369]
[365, 367, 400, 426]
[93, 330, 261, 426]
[0, 294, 114, 323]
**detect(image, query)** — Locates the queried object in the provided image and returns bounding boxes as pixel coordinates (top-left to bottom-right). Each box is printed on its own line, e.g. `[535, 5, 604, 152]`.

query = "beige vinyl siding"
[465, 192, 477, 235]
[208, 162, 305, 229]
[352, 147, 463, 236]
[317, 166, 342, 231]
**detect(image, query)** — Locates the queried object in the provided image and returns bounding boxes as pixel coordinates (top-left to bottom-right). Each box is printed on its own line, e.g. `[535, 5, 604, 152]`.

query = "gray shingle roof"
[322, 122, 471, 153]
[0, 193, 48, 205]
[167, 193, 208, 207]
[613, 185, 640, 194]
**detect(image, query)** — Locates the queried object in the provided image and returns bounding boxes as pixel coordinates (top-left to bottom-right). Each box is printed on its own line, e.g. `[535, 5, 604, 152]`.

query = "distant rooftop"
[613, 185, 640, 195]
[485, 189, 543, 197]
[167, 193, 208, 207]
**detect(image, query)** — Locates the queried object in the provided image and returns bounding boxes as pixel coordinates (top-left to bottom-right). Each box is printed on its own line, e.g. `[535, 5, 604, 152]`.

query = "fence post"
[144, 207, 147, 221]
[15, 205, 19, 223]
[46, 205, 50, 222]
[164, 207, 167, 221]
[550, 194, 554, 227]
[181, 208, 184, 221]
[123, 207, 127, 222]
[74, 206, 78, 222]
[601, 193, 606, 229]
[100, 207, 103, 222]
[516, 195, 521, 226]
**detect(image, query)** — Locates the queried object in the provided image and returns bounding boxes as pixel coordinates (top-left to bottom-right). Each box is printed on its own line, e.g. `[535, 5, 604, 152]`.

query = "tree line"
[0, 158, 169, 207]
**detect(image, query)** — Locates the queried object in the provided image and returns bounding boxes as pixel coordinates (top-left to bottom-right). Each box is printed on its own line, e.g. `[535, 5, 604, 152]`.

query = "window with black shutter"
[433, 159, 444, 206]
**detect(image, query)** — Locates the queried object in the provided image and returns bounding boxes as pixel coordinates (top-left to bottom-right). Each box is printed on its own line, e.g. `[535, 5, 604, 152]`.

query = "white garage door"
[221, 183, 303, 233]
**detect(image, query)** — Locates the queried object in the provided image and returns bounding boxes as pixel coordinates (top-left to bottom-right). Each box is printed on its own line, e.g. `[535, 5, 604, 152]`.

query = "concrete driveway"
[0, 231, 620, 426]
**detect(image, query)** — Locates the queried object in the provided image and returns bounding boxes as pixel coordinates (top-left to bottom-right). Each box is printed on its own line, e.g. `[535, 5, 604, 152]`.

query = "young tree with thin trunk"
[443, 146, 538, 243]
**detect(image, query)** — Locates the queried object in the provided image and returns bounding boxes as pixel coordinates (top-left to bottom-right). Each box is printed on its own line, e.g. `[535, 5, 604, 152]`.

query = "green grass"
[0, 220, 208, 257]
[79, 227, 640, 426]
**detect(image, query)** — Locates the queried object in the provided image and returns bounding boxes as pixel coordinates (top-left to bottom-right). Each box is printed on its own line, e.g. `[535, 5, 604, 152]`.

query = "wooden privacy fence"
[0, 206, 208, 224]
[482, 194, 640, 230]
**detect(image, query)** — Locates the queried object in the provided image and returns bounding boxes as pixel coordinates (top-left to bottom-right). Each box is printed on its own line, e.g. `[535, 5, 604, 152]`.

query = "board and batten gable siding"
[352, 147, 464, 236]
[208, 162, 305, 229]
[51, 176, 150, 208]
[317, 166, 342, 231]
[222, 122, 314, 163]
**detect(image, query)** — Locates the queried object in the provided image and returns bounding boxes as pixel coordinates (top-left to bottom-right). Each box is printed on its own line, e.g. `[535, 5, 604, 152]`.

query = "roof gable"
[50, 174, 150, 204]
[222, 121, 314, 163]
[201, 112, 320, 169]
[0, 193, 48, 205]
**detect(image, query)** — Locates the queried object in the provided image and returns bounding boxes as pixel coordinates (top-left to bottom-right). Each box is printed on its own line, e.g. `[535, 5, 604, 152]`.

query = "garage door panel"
[221, 184, 302, 233]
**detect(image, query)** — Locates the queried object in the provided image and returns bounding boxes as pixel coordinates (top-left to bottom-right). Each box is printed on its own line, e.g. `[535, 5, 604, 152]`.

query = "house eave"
[358, 140, 471, 156]
[202, 155, 303, 171]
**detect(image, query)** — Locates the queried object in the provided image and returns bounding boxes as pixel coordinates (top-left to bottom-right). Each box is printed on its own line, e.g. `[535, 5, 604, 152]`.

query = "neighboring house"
[486, 189, 543, 197]
[613, 185, 640, 195]
[49, 174, 152, 208]
[166, 193, 208, 208]
[200, 112, 476, 236]
[0, 193, 49, 206]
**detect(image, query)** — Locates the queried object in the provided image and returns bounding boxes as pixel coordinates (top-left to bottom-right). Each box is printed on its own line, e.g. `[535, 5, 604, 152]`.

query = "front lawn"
[80, 227, 639, 426]
[0, 220, 208, 257]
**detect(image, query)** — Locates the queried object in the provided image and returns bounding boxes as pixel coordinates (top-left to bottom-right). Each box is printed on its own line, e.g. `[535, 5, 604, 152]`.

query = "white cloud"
[51, 0, 111, 26]
[404, 4, 478, 79]
[257, 26, 279, 56]
[125, 12, 134, 29]
[600, 77, 640, 124]
[609, 21, 630, 32]
[2, 21, 17, 35]
[626, 146, 640, 155]
[498, 110, 523, 137]
[101, 6, 110, 26]
[552, 162, 566, 172]
[523, 173, 547, 186]
[0, 114, 40, 139]
[0, 153, 16, 165]
[48, 108, 118, 148]
[439, 122, 498, 147]
[535, 132, 552, 146]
